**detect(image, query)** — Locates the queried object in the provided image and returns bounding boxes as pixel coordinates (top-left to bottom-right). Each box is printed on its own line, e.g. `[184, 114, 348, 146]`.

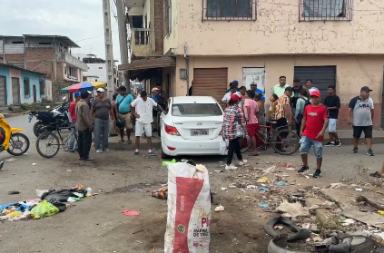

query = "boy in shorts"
[298, 90, 329, 178]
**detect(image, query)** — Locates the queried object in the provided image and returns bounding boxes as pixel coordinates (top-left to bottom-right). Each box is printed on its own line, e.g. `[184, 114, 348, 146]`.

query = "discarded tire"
[268, 234, 310, 253]
[264, 216, 311, 242]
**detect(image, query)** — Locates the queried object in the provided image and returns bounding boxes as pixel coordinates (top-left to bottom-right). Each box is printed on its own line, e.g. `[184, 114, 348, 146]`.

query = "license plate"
[191, 129, 208, 136]
[28, 115, 33, 120]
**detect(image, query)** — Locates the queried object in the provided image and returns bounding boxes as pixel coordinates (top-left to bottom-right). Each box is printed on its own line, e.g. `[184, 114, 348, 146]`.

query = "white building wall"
[83, 63, 108, 83]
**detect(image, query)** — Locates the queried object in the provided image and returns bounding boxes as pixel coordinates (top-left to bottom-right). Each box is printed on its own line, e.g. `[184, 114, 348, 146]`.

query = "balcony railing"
[60, 52, 88, 71]
[130, 28, 153, 57]
[63, 74, 79, 82]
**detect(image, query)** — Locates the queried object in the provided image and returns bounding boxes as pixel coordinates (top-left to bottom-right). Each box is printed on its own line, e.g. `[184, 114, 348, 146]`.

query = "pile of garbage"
[0, 184, 96, 222]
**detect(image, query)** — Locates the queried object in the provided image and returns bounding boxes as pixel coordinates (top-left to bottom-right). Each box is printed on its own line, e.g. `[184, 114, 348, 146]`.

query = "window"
[172, 103, 222, 117]
[24, 78, 30, 98]
[164, 0, 172, 36]
[203, 0, 256, 21]
[99, 67, 103, 69]
[39, 79, 45, 96]
[12, 41, 23, 44]
[300, 0, 352, 21]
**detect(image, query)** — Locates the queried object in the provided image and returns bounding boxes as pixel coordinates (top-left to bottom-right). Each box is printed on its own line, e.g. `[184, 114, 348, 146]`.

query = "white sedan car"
[160, 96, 224, 158]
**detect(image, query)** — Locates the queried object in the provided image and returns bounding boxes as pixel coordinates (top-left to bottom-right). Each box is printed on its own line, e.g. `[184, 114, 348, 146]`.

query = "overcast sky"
[0, 0, 121, 63]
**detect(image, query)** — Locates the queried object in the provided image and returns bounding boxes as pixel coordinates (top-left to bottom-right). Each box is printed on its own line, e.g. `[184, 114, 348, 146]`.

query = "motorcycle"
[28, 97, 70, 138]
[0, 113, 30, 170]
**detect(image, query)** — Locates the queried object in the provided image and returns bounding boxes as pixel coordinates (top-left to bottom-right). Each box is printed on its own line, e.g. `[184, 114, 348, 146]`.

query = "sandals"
[369, 171, 383, 178]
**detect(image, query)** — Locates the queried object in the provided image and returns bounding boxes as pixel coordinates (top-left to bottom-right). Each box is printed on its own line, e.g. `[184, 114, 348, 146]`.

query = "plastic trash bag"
[164, 162, 211, 253]
[30, 200, 59, 219]
[219, 139, 227, 155]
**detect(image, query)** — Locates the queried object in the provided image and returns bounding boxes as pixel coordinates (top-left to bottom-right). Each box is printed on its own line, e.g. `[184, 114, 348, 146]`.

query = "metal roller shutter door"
[293, 66, 336, 101]
[192, 68, 228, 107]
[0, 76, 6, 106]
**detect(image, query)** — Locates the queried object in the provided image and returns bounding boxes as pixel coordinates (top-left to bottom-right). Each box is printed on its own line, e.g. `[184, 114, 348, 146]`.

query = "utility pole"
[116, 0, 130, 93]
[102, 0, 116, 99]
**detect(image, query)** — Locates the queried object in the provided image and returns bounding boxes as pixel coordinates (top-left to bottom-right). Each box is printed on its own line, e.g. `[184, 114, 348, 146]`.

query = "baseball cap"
[231, 80, 239, 85]
[151, 87, 159, 92]
[137, 85, 143, 90]
[255, 90, 265, 100]
[74, 91, 81, 97]
[361, 86, 372, 92]
[96, 88, 105, 92]
[310, 90, 321, 98]
[230, 93, 243, 102]
[87, 90, 92, 94]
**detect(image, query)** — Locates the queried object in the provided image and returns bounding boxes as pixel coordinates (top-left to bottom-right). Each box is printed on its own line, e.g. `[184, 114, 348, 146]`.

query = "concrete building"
[0, 63, 46, 105]
[121, 0, 384, 129]
[0, 34, 87, 101]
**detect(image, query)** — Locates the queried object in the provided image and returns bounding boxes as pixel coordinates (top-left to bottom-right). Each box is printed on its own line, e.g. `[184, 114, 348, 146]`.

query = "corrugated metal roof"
[0, 63, 46, 76]
[23, 34, 80, 48]
[118, 57, 175, 71]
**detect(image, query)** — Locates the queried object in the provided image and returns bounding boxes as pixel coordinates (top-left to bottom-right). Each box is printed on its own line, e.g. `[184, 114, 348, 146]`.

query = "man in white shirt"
[130, 91, 166, 156]
[222, 84, 241, 106]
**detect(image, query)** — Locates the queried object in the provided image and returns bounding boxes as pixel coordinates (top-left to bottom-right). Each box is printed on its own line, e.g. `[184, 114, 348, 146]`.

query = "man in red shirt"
[298, 90, 329, 178]
[67, 91, 81, 152]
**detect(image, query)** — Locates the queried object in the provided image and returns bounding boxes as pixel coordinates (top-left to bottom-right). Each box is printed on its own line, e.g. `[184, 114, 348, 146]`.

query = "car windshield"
[171, 103, 222, 117]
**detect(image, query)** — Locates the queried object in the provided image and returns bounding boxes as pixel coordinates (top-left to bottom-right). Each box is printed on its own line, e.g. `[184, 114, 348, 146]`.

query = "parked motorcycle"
[28, 97, 70, 138]
[0, 113, 30, 161]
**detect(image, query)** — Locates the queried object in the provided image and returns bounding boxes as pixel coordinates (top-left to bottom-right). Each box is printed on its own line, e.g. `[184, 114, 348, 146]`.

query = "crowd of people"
[221, 77, 376, 179]
[67, 84, 167, 161]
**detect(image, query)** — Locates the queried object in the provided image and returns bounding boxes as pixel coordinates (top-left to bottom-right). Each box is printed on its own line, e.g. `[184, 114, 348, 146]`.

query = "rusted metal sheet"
[118, 57, 175, 71]
[192, 68, 228, 108]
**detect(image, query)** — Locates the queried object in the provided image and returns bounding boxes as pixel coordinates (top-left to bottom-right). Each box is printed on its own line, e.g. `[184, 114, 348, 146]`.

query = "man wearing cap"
[272, 76, 291, 98]
[67, 91, 81, 152]
[136, 85, 143, 99]
[116, 86, 134, 143]
[226, 80, 240, 93]
[92, 88, 113, 153]
[76, 90, 94, 161]
[298, 90, 328, 178]
[150, 87, 161, 132]
[222, 84, 241, 106]
[222, 93, 247, 170]
[348, 86, 375, 156]
[130, 91, 166, 155]
[250, 83, 265, 99]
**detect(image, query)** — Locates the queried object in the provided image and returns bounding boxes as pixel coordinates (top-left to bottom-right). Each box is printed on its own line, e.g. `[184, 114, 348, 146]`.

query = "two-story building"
[0, 34, 88, 101]
[122, 0, 384, 129]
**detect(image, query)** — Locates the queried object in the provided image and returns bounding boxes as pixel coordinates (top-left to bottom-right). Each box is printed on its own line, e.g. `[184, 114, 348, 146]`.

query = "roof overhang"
[23, 34, 80, 48]
[118, 57, 175, 71]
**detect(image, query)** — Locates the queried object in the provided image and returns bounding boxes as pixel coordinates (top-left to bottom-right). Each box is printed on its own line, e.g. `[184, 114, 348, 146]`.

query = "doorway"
[11, 77, 20, 104]
[33, 85, 37, 103]
[0, 76, 7, 106]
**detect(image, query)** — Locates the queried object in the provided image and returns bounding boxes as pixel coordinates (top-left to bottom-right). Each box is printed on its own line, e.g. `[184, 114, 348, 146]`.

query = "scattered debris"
[258, 202, 269, 209]
[122, 210, 140, 216]
[341, 218, 356, 226]
[281, 163, 293, 167]
[264, 166, 276, 173]
[275, 181, 288, 186]
[257, 177, 269, 183]
[276, 201, 310, 218]
[258, 186, 269, 192]
[214, 205, 224, 212]
[356, 195, 384, 211]
[8, 191, 20, 195]
[246, 185, 256, 189]
[5, 158, 16, 162]
[32, 163, 37, 166]
[220, 187, 227, 191]
[355, 188, 363, 192]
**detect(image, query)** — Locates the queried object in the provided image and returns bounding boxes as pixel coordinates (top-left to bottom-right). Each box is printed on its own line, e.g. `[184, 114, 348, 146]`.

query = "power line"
[75, 29, 118, 43]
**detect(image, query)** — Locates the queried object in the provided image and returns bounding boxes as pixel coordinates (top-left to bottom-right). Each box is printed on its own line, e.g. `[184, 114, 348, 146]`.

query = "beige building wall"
[163, 0, 179, 54]
[168, 0, 384, 56]
[172, 55, 384, 128]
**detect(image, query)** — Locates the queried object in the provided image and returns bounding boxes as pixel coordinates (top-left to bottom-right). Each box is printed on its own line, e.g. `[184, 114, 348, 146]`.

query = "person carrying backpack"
[295, 89, 310, 136]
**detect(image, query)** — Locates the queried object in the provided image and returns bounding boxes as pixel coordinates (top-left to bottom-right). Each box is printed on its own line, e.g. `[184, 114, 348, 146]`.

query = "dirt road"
[0, 140, 383, 252]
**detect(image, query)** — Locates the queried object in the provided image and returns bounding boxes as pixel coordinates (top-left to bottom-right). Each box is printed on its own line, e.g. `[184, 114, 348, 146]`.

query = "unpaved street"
[1, 115, 384, 252]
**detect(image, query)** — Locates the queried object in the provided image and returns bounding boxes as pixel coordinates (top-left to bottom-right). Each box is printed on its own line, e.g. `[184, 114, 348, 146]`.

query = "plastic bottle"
[86, 187, 93, 197]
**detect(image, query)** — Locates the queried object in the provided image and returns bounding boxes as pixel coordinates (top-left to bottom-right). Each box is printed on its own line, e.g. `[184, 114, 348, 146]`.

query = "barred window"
[203, 0, 256, 21]
[300, 0, 352, 21]
[164, 0, 172, 36]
